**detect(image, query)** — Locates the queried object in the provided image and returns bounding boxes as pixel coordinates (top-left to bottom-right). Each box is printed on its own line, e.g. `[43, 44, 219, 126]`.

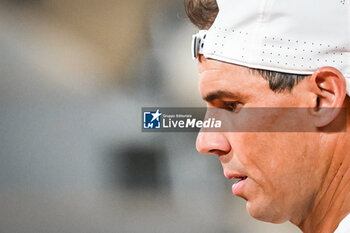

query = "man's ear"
[309, 67, 347, 127]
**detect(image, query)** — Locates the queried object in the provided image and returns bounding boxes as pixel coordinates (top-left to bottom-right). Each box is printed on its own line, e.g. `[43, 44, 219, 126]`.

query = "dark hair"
[184, 0, 307, 92]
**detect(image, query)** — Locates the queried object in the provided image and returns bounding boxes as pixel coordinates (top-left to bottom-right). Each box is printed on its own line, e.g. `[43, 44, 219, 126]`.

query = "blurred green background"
[0, 1, 299, 232]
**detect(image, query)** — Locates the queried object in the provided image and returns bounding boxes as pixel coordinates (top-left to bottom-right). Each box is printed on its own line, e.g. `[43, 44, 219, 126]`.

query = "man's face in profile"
[195, 55, 332, 223]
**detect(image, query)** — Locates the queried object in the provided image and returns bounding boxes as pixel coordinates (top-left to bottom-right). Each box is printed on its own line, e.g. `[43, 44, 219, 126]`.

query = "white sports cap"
[192, 0, 350, 95]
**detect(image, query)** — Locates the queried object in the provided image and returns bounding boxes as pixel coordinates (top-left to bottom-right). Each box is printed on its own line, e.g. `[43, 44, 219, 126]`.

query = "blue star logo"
[143, 109, 162, 129]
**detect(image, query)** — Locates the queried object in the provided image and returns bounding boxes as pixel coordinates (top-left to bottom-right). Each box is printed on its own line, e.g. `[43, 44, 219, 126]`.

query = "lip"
[232, 178, 247, 196]
[224, 172, 247, 180]
[224, 172, 248, 196]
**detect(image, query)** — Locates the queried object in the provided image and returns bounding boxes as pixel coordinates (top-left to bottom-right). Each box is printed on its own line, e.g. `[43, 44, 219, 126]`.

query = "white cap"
[192, 0, 350, 95]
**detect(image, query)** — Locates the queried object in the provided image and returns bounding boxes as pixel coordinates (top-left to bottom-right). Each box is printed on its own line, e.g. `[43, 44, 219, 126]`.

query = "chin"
[246, 200, 289, 224]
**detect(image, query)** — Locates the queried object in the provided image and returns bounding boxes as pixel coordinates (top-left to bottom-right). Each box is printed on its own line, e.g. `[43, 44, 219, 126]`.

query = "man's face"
[196, 56, 331, 223]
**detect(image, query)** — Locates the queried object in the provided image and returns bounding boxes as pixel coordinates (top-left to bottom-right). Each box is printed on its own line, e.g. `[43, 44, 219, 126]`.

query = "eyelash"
[222, 101, 242, 113]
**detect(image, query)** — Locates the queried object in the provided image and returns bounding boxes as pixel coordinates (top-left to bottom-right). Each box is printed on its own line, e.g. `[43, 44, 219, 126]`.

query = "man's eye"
[223, 102, 242, 113]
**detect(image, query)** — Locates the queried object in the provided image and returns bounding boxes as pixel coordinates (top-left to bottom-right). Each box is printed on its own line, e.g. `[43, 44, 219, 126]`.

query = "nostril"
[209, 149, 229, 156]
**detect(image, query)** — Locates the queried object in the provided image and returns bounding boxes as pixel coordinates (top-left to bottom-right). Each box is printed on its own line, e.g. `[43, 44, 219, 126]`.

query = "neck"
[295, 124, 350, 233]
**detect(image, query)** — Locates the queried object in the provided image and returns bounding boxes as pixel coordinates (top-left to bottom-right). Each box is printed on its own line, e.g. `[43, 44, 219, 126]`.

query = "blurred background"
[0, 0, 300, 232]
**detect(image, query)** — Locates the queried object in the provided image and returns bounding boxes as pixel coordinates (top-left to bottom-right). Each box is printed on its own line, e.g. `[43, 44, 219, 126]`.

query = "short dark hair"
[185, 0, 307, 92]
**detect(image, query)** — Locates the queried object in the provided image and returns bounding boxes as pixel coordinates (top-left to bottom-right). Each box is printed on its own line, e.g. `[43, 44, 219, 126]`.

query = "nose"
[196, 131, 231, 156]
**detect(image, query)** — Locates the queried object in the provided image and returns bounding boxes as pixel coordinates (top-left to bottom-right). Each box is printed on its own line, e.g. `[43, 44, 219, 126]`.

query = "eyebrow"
[203, 90, 245, 102]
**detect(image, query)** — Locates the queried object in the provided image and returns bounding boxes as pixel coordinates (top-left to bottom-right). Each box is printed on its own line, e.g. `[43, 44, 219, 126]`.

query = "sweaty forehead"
[198, 55, 259, 83]
[198, 56, 271, 100]
[198, 55, 241, 74]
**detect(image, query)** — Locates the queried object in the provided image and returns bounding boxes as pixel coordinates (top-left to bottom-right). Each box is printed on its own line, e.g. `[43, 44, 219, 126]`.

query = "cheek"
[231, 133, 312, 195]
[230, 133, 320, 221]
